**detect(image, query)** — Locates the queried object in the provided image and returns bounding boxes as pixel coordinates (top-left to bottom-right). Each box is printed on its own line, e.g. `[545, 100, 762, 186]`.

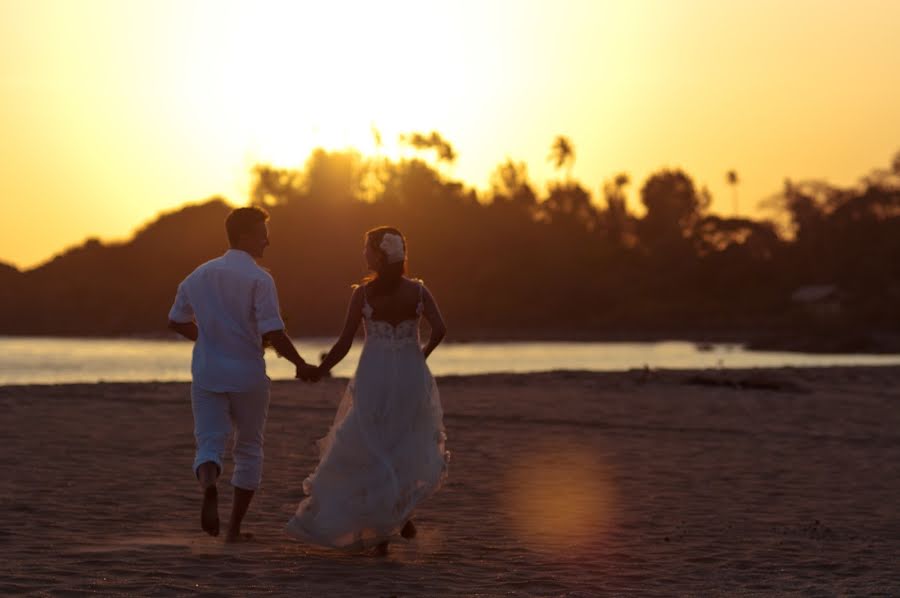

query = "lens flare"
[503, 444, 616, 553]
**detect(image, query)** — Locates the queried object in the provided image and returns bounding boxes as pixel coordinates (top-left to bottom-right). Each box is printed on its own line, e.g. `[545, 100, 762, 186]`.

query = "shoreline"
[2, 328, 900, 355]
[2, 363, 900, 392]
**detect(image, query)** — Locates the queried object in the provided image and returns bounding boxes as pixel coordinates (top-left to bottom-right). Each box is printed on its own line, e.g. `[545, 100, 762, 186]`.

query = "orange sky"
[1, 0, 899, 269]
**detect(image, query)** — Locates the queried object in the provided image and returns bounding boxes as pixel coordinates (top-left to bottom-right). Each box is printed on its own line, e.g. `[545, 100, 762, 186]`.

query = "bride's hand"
[297, 362, 320, 382]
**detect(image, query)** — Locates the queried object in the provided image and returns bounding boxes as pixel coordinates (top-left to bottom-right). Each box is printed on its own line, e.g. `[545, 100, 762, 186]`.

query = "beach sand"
[2, 367, 899, 596]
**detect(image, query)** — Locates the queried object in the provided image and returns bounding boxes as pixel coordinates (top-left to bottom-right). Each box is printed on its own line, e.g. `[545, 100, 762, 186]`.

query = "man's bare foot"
[201, 486, 219, 537]
[224, 530, 255, 544]
[373, 541, 389, 556]
[400, 520, 417, 539]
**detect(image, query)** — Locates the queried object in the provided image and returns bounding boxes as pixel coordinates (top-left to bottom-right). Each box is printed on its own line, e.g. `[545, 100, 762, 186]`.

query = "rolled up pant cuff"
[193, 456, 223, 479]
[231, 469, 262, 491]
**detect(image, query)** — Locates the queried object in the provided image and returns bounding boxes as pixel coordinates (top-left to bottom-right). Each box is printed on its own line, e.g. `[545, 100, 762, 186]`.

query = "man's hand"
[168, 320, 198, 341]
[296, 363, 321, 383]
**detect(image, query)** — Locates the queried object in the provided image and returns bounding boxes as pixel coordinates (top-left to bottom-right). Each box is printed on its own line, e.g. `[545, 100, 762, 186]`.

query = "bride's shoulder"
[398, 276, 425, 295]
[349, 283, 368, 301]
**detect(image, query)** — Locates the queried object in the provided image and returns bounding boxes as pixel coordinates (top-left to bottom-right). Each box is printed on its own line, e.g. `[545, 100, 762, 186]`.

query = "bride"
[286, 226, 450, 553]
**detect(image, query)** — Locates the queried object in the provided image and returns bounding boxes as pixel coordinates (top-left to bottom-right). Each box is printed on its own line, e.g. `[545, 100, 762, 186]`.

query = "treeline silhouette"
[2, 134, 899, 351]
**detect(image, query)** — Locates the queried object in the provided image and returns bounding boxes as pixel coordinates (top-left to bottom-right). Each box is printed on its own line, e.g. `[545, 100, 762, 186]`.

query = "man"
[168, 206, 318, 542]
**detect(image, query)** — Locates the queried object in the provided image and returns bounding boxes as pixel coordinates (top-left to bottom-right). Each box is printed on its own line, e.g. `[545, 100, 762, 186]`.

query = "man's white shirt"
[168, 249, 285, 392]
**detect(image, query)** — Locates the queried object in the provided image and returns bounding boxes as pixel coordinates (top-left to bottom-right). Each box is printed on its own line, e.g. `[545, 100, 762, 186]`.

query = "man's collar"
[225, 249, 258, 263]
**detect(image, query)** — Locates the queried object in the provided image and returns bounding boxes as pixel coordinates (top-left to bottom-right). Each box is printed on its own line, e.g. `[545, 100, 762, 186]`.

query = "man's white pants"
[191, 383, 270, 491]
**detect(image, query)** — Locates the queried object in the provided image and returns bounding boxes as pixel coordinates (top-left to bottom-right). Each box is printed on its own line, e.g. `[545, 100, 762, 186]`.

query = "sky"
[1, 0, 899, 269]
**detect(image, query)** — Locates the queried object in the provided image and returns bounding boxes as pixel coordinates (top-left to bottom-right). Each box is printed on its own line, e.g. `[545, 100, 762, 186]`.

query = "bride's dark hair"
[364, 226, 407, 296]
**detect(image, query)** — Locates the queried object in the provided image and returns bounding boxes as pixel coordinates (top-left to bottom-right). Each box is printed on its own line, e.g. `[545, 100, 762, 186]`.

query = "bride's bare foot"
[373, 541, 389, 556]
[224, 530, 255, 543]
[201, 486, 219, 537]
[400, 520, 417, 539]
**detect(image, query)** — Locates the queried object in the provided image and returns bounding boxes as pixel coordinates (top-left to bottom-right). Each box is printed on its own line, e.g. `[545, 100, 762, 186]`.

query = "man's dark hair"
[225, 207, 269, 247]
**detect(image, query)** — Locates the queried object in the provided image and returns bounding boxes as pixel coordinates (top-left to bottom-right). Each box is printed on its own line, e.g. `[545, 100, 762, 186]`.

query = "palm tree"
[399, 131, 456, 164]
[548, 135, 575, 182]
[726, 169, 740, 216]
[370, 124, 383, 152]
[604, 172, 631, 246]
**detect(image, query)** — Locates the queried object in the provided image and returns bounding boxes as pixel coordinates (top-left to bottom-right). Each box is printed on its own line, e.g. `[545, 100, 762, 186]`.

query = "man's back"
[169, 249, 284, 392]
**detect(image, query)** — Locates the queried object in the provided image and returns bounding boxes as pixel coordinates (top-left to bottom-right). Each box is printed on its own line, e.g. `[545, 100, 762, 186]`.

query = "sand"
[2, 367, 900, 596]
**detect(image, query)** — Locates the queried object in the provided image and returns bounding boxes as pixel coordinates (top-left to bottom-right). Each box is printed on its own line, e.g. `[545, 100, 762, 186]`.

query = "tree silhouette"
[399, 131, 457, 164]
[490, 159, 537, 208]
[3, 140, 900, 349]
[537, 182, 596, 230]
[548, 135, 575, 181]
[371, 124, 383, 150]
[301, 149, 368, 203]
[726, 169, 740, 215]
[693, 215, 780, 259]
[250, 166, 303, 208]
[637, 169, 707, 250]
[602, 173, 633, 246]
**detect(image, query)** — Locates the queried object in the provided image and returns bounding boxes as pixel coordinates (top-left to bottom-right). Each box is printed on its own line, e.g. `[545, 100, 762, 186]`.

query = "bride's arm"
[421, 286, 447, 359]
[318, 286, 364, 374]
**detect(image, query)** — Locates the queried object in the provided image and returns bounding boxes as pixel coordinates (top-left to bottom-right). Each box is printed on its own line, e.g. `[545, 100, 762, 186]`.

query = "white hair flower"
[379, 233, 406, 264]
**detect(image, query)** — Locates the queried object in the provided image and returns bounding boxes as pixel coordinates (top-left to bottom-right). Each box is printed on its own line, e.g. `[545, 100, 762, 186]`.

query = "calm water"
[2, 336, 900, 386]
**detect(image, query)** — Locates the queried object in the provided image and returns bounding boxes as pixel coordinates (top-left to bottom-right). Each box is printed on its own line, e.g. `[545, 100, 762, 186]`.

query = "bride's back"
[363, 277, 422, 326]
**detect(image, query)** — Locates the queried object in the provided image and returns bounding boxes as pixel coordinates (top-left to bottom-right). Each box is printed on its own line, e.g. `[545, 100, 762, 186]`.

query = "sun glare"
[174, 1, 470, 171]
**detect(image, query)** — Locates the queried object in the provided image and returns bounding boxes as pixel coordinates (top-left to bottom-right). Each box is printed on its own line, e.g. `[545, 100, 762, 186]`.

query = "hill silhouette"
[2, 137, 899, 351]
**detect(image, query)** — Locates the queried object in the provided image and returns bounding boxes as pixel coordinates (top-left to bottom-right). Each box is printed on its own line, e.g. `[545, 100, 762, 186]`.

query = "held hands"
[296, 362, 322, 383]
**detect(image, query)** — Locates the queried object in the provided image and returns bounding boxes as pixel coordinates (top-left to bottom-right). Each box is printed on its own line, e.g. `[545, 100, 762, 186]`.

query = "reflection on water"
[1, 336, 900, 385]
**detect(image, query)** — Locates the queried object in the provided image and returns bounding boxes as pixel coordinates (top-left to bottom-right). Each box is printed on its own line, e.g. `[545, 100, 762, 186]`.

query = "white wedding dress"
[286, 282, 450, 550]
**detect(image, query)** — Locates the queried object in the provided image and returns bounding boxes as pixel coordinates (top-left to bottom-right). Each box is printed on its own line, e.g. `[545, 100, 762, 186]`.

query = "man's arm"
[262, 329, 318, 380]
[255, 275, 317, 380]
[262, 329, 305, 366]
[168, 320, 198, 341]
[168, 281, 196, 340]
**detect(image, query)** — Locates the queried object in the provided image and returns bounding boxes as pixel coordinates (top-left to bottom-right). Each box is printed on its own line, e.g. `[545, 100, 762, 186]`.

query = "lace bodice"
[363, 317, 420, 344]
[361, 280, 424, 346]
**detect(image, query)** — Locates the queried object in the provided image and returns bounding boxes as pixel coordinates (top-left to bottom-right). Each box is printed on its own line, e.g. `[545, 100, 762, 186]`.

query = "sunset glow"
[2, 0, 899, 268]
